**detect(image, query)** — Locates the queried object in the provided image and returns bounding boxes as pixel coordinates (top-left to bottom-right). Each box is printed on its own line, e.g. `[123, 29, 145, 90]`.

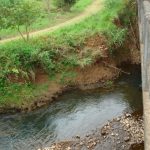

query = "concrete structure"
[137, 0, 150, 149]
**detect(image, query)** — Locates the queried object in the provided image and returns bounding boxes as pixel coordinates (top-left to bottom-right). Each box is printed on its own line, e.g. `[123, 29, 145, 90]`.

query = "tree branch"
[17, 26, 27, 42]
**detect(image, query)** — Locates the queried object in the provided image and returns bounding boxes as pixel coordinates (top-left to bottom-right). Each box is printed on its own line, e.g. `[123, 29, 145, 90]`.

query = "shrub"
[53, 0, 76, 9]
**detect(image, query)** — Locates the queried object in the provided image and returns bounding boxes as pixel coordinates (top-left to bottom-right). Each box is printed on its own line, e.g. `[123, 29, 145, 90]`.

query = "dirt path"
[0, 0, 103, 44]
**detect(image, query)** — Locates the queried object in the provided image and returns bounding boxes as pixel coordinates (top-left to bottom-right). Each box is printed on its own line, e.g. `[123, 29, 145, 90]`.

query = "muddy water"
[0, 65, 142, 150]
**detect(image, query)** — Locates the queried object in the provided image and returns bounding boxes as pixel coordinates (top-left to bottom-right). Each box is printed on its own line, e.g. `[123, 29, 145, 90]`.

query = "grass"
[0, 83, 48, 108]
[0, 0, 93, 40]
[0, 0, 129, 108]
[71, 0, 93, 12]
[0, 11, 78, 39]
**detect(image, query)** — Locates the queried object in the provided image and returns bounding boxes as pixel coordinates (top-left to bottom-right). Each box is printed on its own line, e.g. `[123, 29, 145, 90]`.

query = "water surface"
[0, 65, 142, 150]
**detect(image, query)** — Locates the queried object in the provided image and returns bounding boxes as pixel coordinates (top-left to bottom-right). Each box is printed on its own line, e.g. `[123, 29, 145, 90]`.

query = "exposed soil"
[24, 62, 120, 112]
[39, 112, 144, 150]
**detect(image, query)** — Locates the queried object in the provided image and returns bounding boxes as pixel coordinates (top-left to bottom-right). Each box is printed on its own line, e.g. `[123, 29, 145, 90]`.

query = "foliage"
[0, 82, 48, 107]
[12, 0, 40, 41]
[0, 0, 133, 108]
[54, 0, 76, 9]
[71, 0, 92, 12]
[0, 0, 93, 39]
[0, 0, 15, 29]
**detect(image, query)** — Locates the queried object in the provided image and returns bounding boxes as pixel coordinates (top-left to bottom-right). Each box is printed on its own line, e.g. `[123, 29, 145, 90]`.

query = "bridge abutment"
[137, 0, 150, 149]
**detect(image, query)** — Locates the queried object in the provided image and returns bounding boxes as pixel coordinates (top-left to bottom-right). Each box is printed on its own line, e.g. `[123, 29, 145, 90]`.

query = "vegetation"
[0, 0, 134, 109]
[6, 0, 40, 41]
[71, 0, 92, 12]
[54, 0, 76, 9]
[0, 0, 79, 39]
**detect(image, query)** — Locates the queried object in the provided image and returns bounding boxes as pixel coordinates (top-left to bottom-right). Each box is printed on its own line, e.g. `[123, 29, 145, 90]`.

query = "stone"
[117, 141, 121, 144]
[116, 117, 121, 121]
[126, 113, 131, 117]
[101, 128, 107, 135]
[124, 136, 130, 142]
[66, 147, 71, 150]
[76, 135, 80, 139]
[111, 132, 115, 136]
[93, 142, 97, 146]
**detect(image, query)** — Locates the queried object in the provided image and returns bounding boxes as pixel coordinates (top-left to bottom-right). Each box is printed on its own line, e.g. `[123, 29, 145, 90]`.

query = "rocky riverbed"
[39, 112, 144, 150]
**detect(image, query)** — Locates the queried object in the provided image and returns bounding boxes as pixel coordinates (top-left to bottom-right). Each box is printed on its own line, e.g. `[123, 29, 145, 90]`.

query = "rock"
[126, 113, 131, 117]
[66, 147, 71, 150]
[80, 142, 84, 146]
[111, 132, 115, 136]
[93, 142, 97, 146]
[101, 128, 107, 136]
[122, 145, 125, 149]
[50, 145, 56, 149]
[88, 141, 97, 148]
[124, 136, 130, 142]
[76, 135, 80, 139]
[126, 123, 130, 128]
[116, 117, 121, 121]
[117, 137, 120, 140]
[44, 147, 51, 150]
[97, 140, 100, 143]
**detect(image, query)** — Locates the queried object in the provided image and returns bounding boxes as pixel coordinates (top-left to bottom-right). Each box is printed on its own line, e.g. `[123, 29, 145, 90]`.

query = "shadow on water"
[0, 65, 143, 150]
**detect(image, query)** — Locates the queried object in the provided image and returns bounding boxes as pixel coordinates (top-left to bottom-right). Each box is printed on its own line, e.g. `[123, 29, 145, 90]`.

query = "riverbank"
[0, 53, 140, 114]
[41, 112, 144, 150]
[0, 0, 139, 113]
[0, 62, 119, 113]
[0, 31, 141, 113]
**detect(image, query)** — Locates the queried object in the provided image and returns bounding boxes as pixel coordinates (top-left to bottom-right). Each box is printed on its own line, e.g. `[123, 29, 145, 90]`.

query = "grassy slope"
[0, 0, 127, 108]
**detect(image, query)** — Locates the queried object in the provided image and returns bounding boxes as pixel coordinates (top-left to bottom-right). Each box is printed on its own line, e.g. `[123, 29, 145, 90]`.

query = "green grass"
[0, 82, 48, 107]
[71, 0, 93, 12]
[0, 11, 78, 39]
[0, 0, 128, 108]
[0, 0, 93, 40]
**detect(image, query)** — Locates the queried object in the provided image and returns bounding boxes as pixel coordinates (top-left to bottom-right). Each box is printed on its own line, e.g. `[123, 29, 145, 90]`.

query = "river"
[0, 65, 143, 150]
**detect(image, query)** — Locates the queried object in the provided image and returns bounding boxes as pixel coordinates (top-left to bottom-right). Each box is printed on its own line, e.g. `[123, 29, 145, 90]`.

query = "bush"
[71, 0, 92, 12]
[54, 0, 76, 9]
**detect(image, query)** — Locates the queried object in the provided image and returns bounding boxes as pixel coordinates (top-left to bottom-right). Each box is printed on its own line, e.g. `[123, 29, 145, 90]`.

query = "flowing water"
[0, 65, 143, 150]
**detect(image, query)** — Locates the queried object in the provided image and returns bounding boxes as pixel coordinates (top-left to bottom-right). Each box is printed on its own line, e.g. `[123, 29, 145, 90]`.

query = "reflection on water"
[0, 65, 142, 150]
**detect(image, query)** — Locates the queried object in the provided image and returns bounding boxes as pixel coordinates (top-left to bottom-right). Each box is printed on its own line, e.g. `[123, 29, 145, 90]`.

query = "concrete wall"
[137, 0, 150, 149]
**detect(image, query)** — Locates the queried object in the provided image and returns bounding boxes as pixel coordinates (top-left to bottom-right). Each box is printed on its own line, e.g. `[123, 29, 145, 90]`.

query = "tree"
[43, 0, 51, 20]
[8, 0, 41, 41]
[0, 0, 13, 29]
[0, 0, 19, 29]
